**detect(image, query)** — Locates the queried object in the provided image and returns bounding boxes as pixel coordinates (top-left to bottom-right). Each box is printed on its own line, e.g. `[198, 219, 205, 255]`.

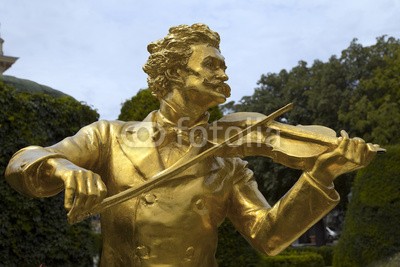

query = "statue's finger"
[64, 175, 76, 211]
[354, 141, 367, 165]
[84, 173, 98, 211]
[340, 130, 350, 139]
[95, 174, 107, 200]
[73, 171, 88, 213]
[337, 131, 350, 155]
[365, 143, 379, 163]
[353, 137, 365, 144]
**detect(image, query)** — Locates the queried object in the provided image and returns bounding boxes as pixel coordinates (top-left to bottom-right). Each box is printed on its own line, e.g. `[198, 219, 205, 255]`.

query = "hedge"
[258, 249, 325, 267]
[0, 80, 99, 266]
[216, 220, 260, 267]
[289, 246, 334, 266]
[333, 145, 400, 266]
[215, 219, 334, 267]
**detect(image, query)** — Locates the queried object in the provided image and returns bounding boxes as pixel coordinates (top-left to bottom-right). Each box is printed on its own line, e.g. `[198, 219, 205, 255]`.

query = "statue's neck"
[159, 98, 208, 128]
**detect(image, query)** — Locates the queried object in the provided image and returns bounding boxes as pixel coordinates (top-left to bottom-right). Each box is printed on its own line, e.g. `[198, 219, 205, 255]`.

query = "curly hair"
[143, 24, 220, 99]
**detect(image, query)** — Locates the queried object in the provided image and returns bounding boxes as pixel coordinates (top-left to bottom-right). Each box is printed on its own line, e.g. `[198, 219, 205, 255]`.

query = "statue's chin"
[200, 89, 228, 105]
[184, 84, 230, 108]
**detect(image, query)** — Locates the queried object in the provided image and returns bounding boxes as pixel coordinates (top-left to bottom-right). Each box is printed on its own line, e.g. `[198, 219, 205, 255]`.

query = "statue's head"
[143, 24, 229, 101]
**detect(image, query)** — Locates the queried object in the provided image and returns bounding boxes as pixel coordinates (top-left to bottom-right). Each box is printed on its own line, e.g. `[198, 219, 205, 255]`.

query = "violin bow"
[68, 103, 294, 224]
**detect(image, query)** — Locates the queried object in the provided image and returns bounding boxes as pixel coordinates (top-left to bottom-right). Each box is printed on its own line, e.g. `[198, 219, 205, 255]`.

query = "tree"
[338, 37, 400, 145]
[118, 89, 160, 121]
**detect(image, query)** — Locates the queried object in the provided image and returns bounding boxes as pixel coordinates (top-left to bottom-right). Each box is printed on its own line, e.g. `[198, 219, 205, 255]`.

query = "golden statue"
[5, 24, 382, 266]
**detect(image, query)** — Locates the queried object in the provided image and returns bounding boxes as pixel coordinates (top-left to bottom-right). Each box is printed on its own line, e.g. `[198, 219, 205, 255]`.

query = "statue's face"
[181, 44, 231, 105]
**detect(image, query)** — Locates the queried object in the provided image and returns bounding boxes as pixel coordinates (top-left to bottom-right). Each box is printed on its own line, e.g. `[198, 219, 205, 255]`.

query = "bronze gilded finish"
[5, 24, 381, 266]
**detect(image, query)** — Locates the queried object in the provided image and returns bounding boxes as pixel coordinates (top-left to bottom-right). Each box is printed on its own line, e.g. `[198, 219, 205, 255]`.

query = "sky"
[1, 0, 399, 120]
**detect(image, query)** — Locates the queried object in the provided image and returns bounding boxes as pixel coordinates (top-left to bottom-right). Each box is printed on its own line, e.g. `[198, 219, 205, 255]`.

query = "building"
[0, 35, 18, 74]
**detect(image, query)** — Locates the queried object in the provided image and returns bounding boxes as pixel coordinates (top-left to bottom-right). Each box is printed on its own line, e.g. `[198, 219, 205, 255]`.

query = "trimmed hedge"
[290, 246, 334, 266]
[215, 219, 333, 267]
[0, 81, 99, 266]
[333, 145, 400, 266]
[258, 250, 325, 267]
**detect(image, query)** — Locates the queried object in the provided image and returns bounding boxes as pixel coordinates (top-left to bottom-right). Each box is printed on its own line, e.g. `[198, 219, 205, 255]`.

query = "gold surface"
[5, 24, 379, 266]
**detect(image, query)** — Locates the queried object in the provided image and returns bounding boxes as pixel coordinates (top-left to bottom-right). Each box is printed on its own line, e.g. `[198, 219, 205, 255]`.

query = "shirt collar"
[154, 110, 210, 131]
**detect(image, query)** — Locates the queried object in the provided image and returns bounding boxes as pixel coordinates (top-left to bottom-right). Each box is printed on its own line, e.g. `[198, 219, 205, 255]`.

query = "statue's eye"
[203, 59, 215, 69]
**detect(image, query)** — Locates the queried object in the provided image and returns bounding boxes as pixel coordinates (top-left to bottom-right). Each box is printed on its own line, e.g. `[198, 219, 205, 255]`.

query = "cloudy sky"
[1, 0, 399, 119]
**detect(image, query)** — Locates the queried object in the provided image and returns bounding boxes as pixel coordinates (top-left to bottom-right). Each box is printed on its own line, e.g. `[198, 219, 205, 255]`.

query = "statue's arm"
[5, 146, 67, 197]
[226, 158, 339, 256]
[227, 133, 376, 255]
[5, 120, 110, 198]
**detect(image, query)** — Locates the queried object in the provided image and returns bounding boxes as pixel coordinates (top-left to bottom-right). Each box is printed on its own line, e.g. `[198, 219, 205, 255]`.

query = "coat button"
[184, 246, 195, 261]
[136, 245, 150, 259]
[143, 193, 157, 205]
[195, 199, 205, 210]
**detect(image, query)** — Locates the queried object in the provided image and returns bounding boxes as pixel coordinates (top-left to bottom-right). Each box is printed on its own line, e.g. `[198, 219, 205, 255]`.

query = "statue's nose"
[216, 70, 228, 81]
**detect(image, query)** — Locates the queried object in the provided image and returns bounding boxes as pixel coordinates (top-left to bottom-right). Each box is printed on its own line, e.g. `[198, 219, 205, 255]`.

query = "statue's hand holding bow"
[44, 158, 107, 219]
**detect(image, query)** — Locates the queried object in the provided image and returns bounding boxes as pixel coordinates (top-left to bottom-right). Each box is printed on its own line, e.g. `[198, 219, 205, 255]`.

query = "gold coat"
[6, 112, 339, 267]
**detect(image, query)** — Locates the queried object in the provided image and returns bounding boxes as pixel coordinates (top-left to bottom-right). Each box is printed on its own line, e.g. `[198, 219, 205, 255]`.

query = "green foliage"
[0, 74, 69, 98]
[333, 145, 400, 267]
[0, 81, 99, 266]
[338, 37, 400, 145]
[208, 105, 223, 122]
[289, 246, 334, 266]
[219, 245, 333, 267]
[246, 156, 301, 204]
[367, 252, 400, 267]
[216, 220, 260, 267]
[258, 250, 325, 267]
[118, 89, 160, 121]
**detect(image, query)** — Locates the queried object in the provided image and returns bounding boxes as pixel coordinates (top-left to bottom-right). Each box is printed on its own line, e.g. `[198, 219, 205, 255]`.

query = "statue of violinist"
[5, 24, 382, 266]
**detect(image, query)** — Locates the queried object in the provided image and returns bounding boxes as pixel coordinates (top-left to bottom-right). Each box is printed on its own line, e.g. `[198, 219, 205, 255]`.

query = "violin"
[69, 103, 384, 224]
[207, 106, 384, 170]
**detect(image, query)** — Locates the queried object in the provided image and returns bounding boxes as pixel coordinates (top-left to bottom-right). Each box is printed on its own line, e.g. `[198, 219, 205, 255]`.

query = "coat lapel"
[116, 111, 164, 179]
[116, 111, 224, 180]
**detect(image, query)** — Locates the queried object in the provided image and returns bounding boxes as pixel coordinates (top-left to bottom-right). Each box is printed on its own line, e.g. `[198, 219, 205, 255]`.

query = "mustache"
[185, 68, 231, 97]
[203, 78, 224, 87]
[203, 78, 231, 97]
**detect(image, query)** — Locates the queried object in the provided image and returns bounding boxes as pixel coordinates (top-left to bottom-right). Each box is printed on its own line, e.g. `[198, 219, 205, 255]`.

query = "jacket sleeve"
[5, 120, 111, 198]
[226, 158, 339, 256]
